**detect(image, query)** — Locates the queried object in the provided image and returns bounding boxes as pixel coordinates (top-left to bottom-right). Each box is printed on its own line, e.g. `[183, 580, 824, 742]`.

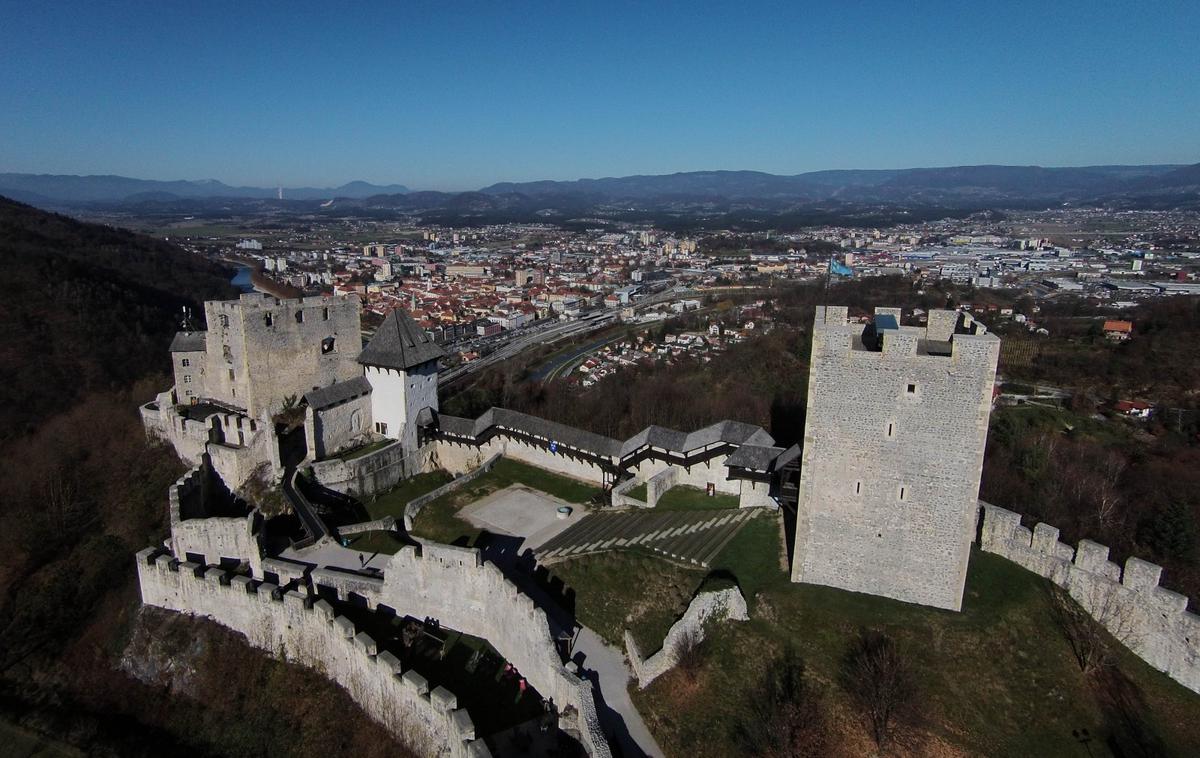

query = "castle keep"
[790, 305, 1000, 610]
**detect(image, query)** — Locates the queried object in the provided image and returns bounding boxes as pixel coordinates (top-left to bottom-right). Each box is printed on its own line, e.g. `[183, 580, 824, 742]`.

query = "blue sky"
[1, 0, 1197, 190]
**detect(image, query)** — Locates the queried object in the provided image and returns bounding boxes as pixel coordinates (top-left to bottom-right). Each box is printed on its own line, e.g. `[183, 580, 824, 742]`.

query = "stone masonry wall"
[625, 587, 748, 688]
[979, 504, 1200, 694]
[313, 441, 435, 499]
[645, 466, 679, 507]
[136, 549, 487, 757]
[431, 438, 610, 488]
[792, 306, 1000, 611]
[306, 393, 374, 460]
[307, 543, 609, 757]
[403, 453, 501, 531]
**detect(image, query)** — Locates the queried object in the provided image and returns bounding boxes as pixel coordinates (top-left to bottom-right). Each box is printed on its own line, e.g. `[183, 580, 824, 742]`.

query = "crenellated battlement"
[136, 547, 490, 757]
[979, 504, 1200, 694]
[813, 305, 999, 366]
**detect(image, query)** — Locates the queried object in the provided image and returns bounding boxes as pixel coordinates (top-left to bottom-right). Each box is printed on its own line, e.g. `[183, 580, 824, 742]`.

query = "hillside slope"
[0, 198, 415, 757]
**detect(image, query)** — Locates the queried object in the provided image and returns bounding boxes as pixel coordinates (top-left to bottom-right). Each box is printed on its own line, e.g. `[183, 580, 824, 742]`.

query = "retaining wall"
[611, 476, 650, 509]
[625, 587, 748, 688]
[313, 441, 435, 498]
[979, 504, 1200, 694]
[136, 548, 488, 757]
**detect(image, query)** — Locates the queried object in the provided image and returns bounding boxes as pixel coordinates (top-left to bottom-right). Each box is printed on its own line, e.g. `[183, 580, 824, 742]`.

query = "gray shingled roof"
[303, 376, 372, 410]
[726, 444, 785, 471]
[618, 419, 775, 458]
[358, 308, 445, 370]
[435, 409, 775, 464]
[169, 331, 206, 352]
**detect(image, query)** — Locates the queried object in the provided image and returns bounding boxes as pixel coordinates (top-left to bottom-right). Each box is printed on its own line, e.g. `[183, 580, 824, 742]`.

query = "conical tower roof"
[358, 308, 445, 371]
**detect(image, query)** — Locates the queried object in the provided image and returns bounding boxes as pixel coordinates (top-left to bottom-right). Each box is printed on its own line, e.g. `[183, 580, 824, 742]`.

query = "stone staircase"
[536, 508, 763, 568]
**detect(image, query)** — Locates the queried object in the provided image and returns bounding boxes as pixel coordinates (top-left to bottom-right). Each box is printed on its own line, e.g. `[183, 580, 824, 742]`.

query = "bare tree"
[842, 629, 913, 749]
[736, 647, 828, 758]
[1048, 581, 1142, 675]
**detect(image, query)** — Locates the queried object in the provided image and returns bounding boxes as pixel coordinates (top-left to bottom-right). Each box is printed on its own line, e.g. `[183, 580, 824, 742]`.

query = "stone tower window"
[899, 486, 907, 501]
[854, 481, 862, 495]
[181, 358, 190, 367]
[322, 307, 330, 321]
[219, 314, 229, 328]
[887, 422, 894, 438]
[321, 337, 336, 354]
[295, 310, 304, 324]
[223, 345, 232, 362]
[907, 383, 916, 394]
[264, 312, 273, 327]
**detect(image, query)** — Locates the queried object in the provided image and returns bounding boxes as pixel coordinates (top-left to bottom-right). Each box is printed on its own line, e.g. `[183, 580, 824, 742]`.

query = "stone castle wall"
[168, 464, 264, 578]
[625, 587, 748, 688]
[136, 549, 488, 757]
[431, 437, 610, 488]
[205, 294, 363, 417]
[312, 441, 435, 499]
[978, 504, 1200, 695]
[305, 392, 374, 460]
[792, 306, 1000, 611]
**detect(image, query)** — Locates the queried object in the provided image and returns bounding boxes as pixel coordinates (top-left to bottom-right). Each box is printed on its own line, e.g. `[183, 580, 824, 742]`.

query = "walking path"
[537, 507, 763, 567]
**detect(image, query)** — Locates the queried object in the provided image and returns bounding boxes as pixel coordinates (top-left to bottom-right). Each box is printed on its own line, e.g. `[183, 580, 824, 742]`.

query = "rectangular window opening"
[887, 423, 894, 437]
[907, 383, 916, 394]
[899, 486, 907, 501]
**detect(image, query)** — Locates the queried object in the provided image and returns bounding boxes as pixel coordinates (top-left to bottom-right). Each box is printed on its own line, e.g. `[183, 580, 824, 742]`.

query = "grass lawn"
[337, 439, 395, 461]
[548, 508, 781, 651]
[363, 470, 454, 521]
[552, 552, 704, 651]
[409, 458, 602, 545]
[654, 484, 740, 511]
[626, 483, 648, 502]
[615, 511, 1200, 757]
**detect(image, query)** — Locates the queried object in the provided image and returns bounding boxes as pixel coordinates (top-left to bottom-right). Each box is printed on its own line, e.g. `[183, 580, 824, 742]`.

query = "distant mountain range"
[2, 164, 1198, 229]
[478, 164, 1199, 202]
[0, 173, 409, 205]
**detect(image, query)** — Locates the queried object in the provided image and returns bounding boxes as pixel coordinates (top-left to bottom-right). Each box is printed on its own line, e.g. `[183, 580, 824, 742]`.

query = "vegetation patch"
[655, 484, 740, 511]
[363, 470, 454, 521]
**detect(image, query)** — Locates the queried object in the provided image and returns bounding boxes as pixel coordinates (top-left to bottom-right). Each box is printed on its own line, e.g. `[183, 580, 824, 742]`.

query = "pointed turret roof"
[358, 308, 445, 371]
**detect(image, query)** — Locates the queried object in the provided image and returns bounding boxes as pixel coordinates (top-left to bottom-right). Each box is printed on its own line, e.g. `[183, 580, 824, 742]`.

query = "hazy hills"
[0, 173, 409, 205]
[2, 164, 1198, 230]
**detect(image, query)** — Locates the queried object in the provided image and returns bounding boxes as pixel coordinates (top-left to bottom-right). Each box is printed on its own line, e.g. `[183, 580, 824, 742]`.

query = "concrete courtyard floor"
[459, 484, 586, 551]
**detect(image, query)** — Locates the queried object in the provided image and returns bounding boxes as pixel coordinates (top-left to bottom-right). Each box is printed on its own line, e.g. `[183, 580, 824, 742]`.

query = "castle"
[135, 293, 1200, 756]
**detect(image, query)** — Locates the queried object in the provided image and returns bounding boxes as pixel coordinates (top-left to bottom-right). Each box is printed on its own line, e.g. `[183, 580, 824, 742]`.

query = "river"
[231, 266, 255, 293]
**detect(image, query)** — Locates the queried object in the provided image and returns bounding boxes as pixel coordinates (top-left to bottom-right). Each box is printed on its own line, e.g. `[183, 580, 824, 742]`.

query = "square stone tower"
[791, 305, 1000, 611]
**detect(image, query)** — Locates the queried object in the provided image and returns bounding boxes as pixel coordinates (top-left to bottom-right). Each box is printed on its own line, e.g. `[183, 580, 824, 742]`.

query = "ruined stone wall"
[136, 550, 487, 757]
[792, 306, 1000, 611]
[610, 477, 649, 508]
[168, 464, 264, 578]
[311, 441, 435, 499]
[645, 466, 679, 506]
[205, 294, 362, 417]
[403, 454, 501, 531]
[625, 587, 748, 688]
[307, 543, 610, 757]
[979, 504, 1200, 694]
[306, 393, 374, 460]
